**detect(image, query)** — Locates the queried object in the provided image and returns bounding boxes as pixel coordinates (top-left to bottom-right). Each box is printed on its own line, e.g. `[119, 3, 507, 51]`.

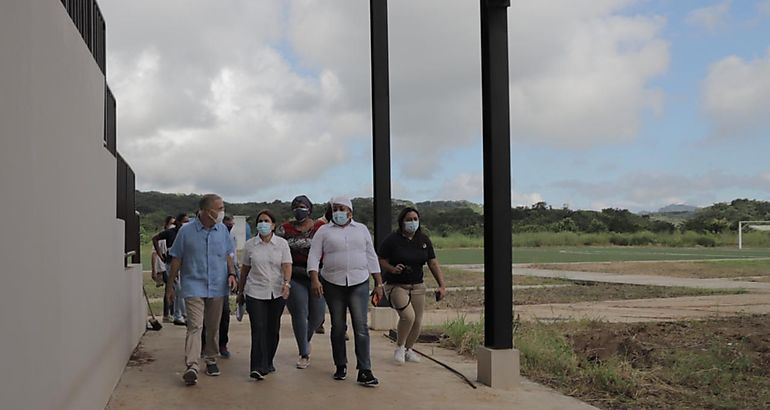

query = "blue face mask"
[332, 211, 350, 226]
[256, 222, 273, 236]
[404, 220, 419, 234]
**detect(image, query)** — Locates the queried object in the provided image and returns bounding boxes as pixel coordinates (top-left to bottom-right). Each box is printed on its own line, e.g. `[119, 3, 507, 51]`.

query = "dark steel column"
[370, 0, 392, 248]
[481, 0, 512, 349]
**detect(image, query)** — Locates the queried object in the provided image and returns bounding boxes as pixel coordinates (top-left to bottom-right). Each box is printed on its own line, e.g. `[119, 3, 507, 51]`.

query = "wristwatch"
[283, 281, 291, 288]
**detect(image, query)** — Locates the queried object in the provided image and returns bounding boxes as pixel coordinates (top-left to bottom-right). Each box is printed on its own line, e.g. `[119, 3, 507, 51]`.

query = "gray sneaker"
[206, 362, 221, 376]
[183, 367, 198, 386]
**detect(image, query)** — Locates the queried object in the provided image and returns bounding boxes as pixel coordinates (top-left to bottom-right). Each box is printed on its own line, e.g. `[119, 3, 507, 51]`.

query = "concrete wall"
[0, 1, 145, 409]
[233, 215, 248, 250]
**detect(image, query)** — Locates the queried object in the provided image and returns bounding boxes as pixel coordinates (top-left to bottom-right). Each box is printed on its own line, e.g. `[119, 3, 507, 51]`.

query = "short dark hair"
[175, 213, 189, 224]
[199, 194, 222, 211]
[164, 215, 175, 226]
[256, 209, 276, 224]
[223, 215, 233, 223]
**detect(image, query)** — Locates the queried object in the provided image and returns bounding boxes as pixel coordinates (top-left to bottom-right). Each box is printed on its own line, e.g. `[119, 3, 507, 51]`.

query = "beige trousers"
[184, 297, 224, 371]
[385, 283, 426, 349]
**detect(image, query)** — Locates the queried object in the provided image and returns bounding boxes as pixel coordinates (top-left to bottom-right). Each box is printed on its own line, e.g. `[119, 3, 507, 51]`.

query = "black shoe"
[183, 367, 198, 386]
[315, 326, 325, 334]
[173, 319, 186, 326]
[249, 370, 264, 380]
[219, 347, 231, 359]
[267, 365, 276, 373]
[357, 370, 379, 387]
[333, 365, 347, 380]
[206, 362, 221, 376]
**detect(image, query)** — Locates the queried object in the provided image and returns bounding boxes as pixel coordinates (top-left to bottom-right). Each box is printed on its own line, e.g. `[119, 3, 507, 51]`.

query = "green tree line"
[137, 191, 770, 244]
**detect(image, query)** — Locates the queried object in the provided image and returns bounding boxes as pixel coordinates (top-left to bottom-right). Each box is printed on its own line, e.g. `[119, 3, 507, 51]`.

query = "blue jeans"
[322, 278, 371, 370]
[173, 278, 186, 321]
[286, 278, 326, 357]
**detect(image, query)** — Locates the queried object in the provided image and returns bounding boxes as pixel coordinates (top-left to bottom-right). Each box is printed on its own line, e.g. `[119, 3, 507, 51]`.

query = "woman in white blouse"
[236, 210, 293, 380]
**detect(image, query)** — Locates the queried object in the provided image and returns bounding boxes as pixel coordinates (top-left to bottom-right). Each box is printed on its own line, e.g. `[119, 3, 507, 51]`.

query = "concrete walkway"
[515, 267, 770, 291]
[108, 317, 597, 410]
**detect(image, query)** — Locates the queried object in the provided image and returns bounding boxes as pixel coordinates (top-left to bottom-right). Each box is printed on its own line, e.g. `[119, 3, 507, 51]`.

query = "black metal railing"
[60, 0, 106, 74]
[60, 0, 139, 265]
[104, 85, 116, 155]
[117, 154, 140, 265]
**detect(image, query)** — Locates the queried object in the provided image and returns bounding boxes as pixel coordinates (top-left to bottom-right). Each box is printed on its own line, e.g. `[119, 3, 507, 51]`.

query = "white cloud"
[702, 47, 770, 139]
[686, 1, 731, 31]
[508, 1, 669, 146]
[101, 0, 671, 199]
[551, 171, 770, 210]
[439, 174, 484, 201]
[513, 192, 545, 207]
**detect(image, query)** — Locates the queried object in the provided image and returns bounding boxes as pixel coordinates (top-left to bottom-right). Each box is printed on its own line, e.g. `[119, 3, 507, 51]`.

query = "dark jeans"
[322, 278, 371, 370]
[286, 277, 326, 357]
[245, 295, 285, 373]
[161, 271, 173, 317]
[202, 296, 231, 352]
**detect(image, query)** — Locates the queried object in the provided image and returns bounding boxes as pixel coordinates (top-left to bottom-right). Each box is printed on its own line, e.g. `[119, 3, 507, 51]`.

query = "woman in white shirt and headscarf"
[307, 196, 385, 387]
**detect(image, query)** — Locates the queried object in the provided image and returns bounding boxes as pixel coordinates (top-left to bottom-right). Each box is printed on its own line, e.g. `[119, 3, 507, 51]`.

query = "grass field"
[143, 242, 770, 269]
[435, 246, 770, 265]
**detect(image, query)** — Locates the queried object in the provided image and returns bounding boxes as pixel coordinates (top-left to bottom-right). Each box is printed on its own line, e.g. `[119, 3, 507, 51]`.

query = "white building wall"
[0, 1, 145, 409]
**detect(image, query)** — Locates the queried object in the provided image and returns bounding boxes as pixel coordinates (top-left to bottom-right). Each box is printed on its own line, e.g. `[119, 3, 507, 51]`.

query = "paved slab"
[108, 315, 597, 410]
[515, 267, 770, 291]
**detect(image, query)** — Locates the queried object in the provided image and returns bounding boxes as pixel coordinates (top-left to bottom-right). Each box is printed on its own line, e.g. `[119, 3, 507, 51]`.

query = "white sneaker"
[296, 356, 310, 369]
[405, 349, 421, 363]
[394, 346, 406, 365]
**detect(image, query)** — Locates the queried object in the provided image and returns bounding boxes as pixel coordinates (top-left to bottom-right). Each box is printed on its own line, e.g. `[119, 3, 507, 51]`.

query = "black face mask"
[293, 208, 310, 221]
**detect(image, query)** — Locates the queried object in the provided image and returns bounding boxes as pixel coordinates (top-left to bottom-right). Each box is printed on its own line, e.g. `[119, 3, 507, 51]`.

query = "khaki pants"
[385, 283, 426, 349]
[184, 297, 224, 371]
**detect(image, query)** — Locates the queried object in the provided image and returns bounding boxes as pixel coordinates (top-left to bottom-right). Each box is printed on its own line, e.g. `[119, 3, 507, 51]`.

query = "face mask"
[404, 220, 419, 234]
[293, 208, 310, 221]
[210, 210, 225, 224]
[257, 222, 273, 236]
[332, 211, 350, 226]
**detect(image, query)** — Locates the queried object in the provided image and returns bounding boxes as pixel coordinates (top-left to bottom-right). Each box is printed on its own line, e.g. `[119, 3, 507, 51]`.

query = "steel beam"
[370, 0, 392, 248]
[480, 0, 513, 349]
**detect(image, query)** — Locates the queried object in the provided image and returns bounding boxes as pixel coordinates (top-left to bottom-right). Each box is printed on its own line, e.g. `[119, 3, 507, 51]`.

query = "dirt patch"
[425, 283, 744, 309]
[127, 344, 155, 367]
[531, 259, 770, 279]
[421, 268, 569, 288]
[518, 315, 770, 409]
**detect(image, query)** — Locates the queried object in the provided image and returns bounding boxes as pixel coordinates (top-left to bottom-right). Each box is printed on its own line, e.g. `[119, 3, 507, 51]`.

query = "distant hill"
[136, 191, 485, 239]
[658, 204, 699, 214]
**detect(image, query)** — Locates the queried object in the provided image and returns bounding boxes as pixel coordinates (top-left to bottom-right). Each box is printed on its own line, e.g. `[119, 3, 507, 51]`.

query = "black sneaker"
[183, 367, 198, 386]
[333, 365, 347, 380]
[267, 365, 276, 373]
[249, 370, 264, 380]
[206, 362, 221, 376]
[357, 370, 379, 387]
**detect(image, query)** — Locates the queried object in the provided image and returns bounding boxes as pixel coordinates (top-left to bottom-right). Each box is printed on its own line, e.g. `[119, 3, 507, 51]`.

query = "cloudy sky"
[99, 0, 770, 211]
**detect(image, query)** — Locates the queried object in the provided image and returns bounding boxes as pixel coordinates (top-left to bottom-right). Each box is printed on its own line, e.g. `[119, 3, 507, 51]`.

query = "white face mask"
[210, 210, 225, 224]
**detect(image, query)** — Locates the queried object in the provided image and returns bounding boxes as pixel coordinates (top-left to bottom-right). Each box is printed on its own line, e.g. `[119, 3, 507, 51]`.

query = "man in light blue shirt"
[166, 194, 237, 386]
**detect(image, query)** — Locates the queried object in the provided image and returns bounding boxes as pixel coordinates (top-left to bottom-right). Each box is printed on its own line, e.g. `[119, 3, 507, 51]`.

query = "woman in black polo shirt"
[378, 207, 447, 365]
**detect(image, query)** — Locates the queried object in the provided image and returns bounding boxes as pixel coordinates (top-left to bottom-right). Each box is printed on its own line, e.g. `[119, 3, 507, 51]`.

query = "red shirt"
[276, 219, 326, 267]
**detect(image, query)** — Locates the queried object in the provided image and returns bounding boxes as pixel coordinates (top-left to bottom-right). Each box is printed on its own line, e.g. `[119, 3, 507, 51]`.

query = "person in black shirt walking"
[378, 207, 447, 365]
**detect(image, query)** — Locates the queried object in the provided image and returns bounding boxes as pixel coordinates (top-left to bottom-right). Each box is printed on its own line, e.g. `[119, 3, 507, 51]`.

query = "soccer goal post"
[738, 221, 770, 249]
